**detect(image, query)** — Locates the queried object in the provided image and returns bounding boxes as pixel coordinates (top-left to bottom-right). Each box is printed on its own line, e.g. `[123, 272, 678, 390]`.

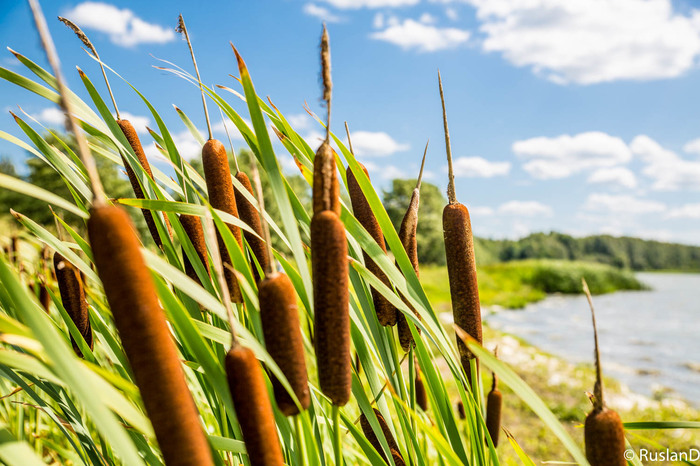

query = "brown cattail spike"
[116, 118, 173, 247]
[311, 26, 351, 406]
[345, 122, 395, 326]
[233, 159, 269, 282]
[54, 252, 92, 356]
[439, 73, 482, 383]
[397, 140, 429, 351]
[225, 344, 284, 466]
[415, 365, 428, 412]
[312, 211, 350, 406]
[360, 408, 403, 464]
[250, 161, 310, 415]
[88, 205, 213, 465]
[485, 349, 502, 447]
[582, 279, 626, 466]
[180, 214, 209, 284]
[202, 138, 243, 302]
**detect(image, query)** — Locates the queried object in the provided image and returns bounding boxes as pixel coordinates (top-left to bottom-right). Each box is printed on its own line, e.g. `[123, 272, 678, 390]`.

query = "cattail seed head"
[312, 142, 341, 216]
[259, 272, 310, 416]
[88, 205, 213, 465]
[234, 171, 269, 282]
[311, 210, 351, 406]
[117, 119, 173, 247]
[415, 369, 428, 412]
[443, 203, 482, 381]
[179, 214, 209, 284]
[225, 344, 285, 466]
[53, 252, 92, 356]
[347, 164, 396, 326]
[360, 408, 402, 464]
[456, 400, 466, 420]
[485, 385, 502, 447]
[202, 138, 243, 302]
[585, 408, 626, 466]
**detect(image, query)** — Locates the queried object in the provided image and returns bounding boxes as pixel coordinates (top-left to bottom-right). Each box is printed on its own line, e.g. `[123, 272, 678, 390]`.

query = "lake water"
[485, 273, 700, 406]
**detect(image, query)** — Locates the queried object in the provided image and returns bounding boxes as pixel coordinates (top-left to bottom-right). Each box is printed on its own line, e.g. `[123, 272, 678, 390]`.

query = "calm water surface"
[485, 273, 700, 405]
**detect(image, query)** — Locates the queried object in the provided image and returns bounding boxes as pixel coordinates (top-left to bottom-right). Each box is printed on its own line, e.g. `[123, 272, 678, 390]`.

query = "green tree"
[383, 179, 446, 265]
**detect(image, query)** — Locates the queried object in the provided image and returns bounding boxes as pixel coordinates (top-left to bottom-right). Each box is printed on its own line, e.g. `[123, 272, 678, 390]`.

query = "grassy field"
[421, 259, 646, 311]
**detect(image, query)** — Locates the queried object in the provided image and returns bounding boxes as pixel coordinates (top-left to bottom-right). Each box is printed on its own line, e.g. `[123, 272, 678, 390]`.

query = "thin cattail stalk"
[438, 72, 482, 384]
[177, 15, 211, 140]
[396, 140, 429, 351]
[61, 19, 171, 246]
[28, 0, 105, 206]
[250, 161, 310, 415]
[345, 122, 396, 326]
[32, 2, 212, 461]
[582, 279, 626, 465]
[57, 16, 119, 119]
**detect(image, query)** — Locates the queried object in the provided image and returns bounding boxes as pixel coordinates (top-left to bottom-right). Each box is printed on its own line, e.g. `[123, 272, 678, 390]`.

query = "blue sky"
[1, 0, 700, 244]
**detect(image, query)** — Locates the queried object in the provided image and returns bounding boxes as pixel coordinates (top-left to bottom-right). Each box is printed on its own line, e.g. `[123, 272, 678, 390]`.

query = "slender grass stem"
[332, 404, 342, 465]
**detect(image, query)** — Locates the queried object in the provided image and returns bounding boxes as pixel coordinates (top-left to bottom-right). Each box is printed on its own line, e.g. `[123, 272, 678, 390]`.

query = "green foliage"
[383, 179, 447, 265]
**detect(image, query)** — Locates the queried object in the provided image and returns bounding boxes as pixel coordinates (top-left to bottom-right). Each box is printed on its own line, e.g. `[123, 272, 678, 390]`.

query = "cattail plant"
[582, 279, 626, 466]
[53, 252, 92, 356]
[203, 205, 284, 466]
[220, 111, 269, 282]
[345, 122, 396, 326]
[396, 140, 429, 352]
[59, 17, 172, 248]
[249, 160, 310, 416]
[180, 214, 209, 285]
[38, 276, 51, 313]
[29, 3, 214, 463]
[312, 25, 351, 408]
[415, 364, 428, 412]
[178, 15, 243, 302]
[485, 349, 502, 447]
[360, 408, 404, 464]
[438, 72, 482, 384]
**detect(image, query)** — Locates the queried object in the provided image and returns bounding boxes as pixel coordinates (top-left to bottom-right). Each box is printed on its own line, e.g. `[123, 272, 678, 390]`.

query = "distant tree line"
[383, 178, 700, 271]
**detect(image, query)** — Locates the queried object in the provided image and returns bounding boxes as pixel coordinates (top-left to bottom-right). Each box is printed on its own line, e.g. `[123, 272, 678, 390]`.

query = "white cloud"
[119, 112, 150, 135]
[446, 8, 459, 20]
[371, 19, 470, 52]
[32, 107, 64, 125]
[286, 113, 313, 131]
[303, 4, 343, 22]
[346, 131, 409, 156]
[469, 206, 495, 216]
[320, 0, 419, 8]
[514, 131, 632, 179]
[373, 13, 385, 28]
[667, 203, 700, 219]
[498, 200, 553, 217]
[683, 137, 700, 156]
[63, 2, 175, 47]
[419, 13, 437, 24]
[587, 167, 637, 189]
[452, 156, 511, 177]
[630, 135, 700, 191]
[583, 193, 666, 214]
[467, 0, 700, 84]
[212, 118, 247, 141]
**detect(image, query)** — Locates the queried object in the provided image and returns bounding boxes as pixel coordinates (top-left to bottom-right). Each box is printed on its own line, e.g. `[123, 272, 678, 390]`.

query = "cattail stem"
[219, 107, 240, 174]
[416, 139, 429, 190]
[438, 71, 456, 205]
[332, 405, 342, 466]
[58, 16, 119, 119]
[321, 24, 332, 143]
[177, 15, 212, 140]
[249, 161, 275, 276]
[204, 214, 238, 345]
[28, 0, 106, 206]
[582, 279, 604, 410]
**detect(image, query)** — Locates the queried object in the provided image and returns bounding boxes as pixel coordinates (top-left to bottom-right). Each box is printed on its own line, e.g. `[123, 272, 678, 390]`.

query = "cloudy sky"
[1, 0, 700, 244]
